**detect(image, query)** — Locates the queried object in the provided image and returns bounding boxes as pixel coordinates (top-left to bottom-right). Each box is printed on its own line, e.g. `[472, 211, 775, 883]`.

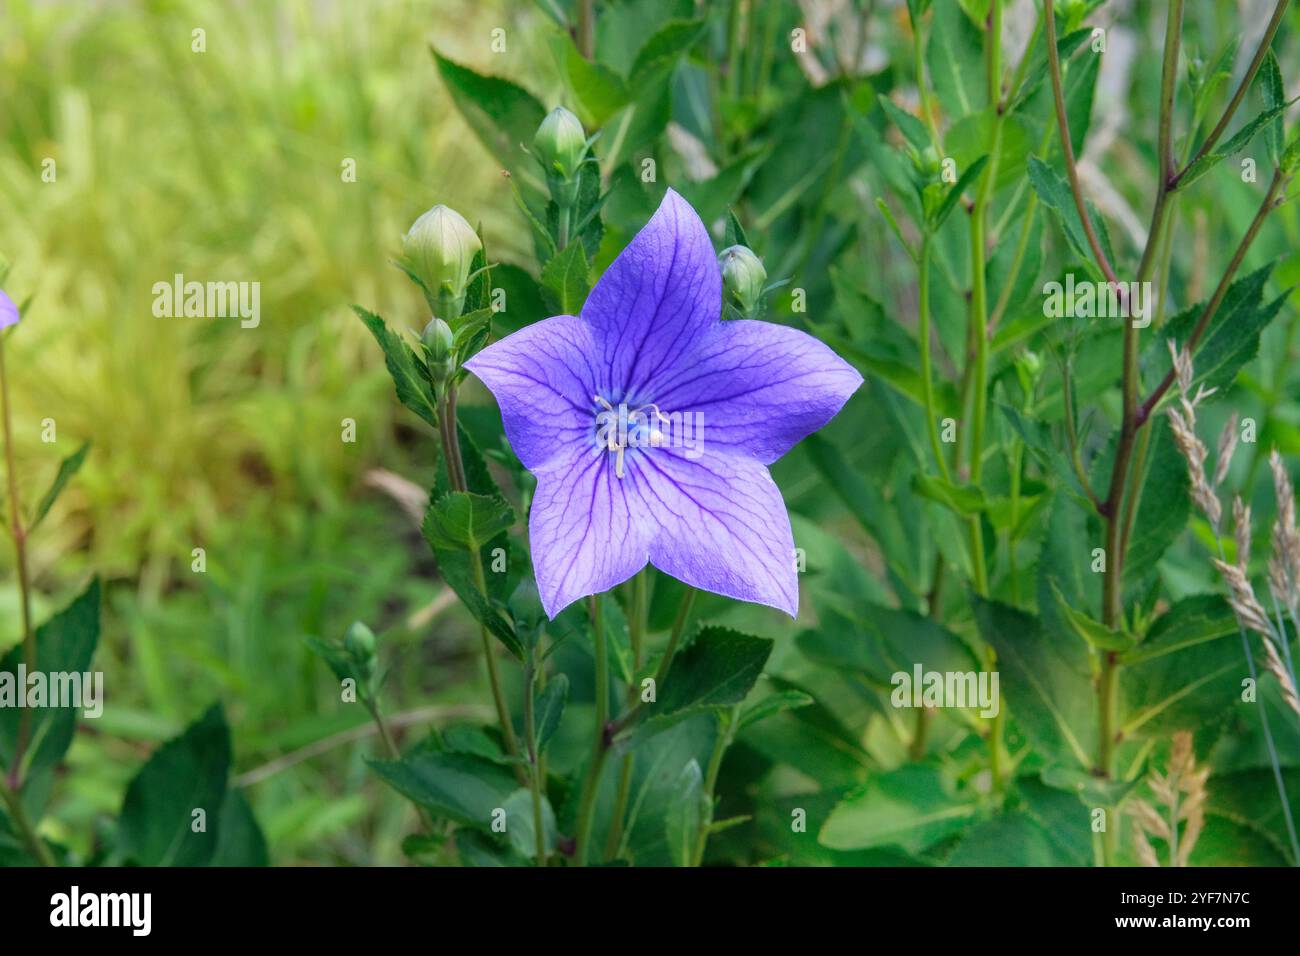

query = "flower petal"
[463, 314, 599, 471]
[0, 291, 18, 330]
[634, 446, 799, 617]
[580, 189, 721, 401]
[529, 443, 654, 619]
[652, 319, 863, 465]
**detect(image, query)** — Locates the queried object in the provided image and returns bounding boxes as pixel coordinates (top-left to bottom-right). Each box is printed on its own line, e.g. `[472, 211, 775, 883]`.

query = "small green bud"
[402, 205, 481, 318]
[920, 146, 940, 175]
[719, 245, 768, 316]
[533, 107, 588, 182]
[422, 316, 456, 386]
[344, 621, 376, 666]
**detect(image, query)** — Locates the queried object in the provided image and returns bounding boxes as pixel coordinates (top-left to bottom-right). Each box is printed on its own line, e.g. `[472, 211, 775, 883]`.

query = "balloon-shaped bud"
[402, 205, 481, 317]
[719, 245, 768, 317]
[533, 107, 588, 182]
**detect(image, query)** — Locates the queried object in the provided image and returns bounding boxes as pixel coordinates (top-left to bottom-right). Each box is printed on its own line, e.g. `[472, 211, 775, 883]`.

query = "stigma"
[594, 395, 670, 478]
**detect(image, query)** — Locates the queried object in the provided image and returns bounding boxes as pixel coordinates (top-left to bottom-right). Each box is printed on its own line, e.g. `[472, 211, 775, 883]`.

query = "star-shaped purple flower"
[465, 190, 862, 619]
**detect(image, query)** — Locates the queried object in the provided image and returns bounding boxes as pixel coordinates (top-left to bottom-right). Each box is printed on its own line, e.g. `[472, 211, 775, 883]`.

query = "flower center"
[593, 395, 670, 478]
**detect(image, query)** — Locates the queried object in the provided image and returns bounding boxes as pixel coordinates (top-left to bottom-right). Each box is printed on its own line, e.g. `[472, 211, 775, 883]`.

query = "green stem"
[438, 389, 524, 783]
[0, 778, 54, 866]
[557, 204, 571, 252]
[909, 2, 943, 152]
[966, 0, 1006, 792]
[908, 706, 930, 761]
[575, 0, 595, 59]
[367, 699, 437, 832]
[572, 594, 609, 866]
[1139, 167, 1290, 422]
[725, 0, 744, 102]
[522, 661, 547, 866]
[1174, 0, 1291, 186]
[918, 237, 951, 482]
[603, 570, 646, 859]
[692, 706, 738, 866]
[609, 586, 696, 737]
[0, 331, 36, 791]
[1006, 439, 1023, 605]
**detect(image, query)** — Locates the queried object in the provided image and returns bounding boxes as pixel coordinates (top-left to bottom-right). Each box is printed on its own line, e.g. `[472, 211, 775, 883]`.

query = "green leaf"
[1038, 765, 1139, 807]
[827, 338, 958, 411]
[431, 49, 547, 192]
[1180, 102, 1292, 189]
[629, 627, 772, 742]
[1049, 581, 1136, 652]
[1261, 49, 1285, 166]
[798, 601, 977, 687]
[656, 627, 772, 713]
[999, 403, 1088, 501]
[973, 596, 1095, 768]
[118, 703, 231, 866]
[1121, 595, 1248, 737]
[877, 94, 930, 152]
[424, 492, 515, 551]
[947, 812, 1079, 866]
[1145, 263, 1284, 398]
[926, 155, 987, 230]
[559, 37, 628, 127]
[663, 759, 706, 867]
[354, 306, 438, 429]
[911, 472, 988, 515]
[422, 495, 523, 659]
[304, 635, 369, 697]
[738, 678, 871, 789]
[1063, 44, 1101, 155]
[0, 579, 100, 778]
[1121, 593, 1237, 665]
[502, 787, 556, 860]
[29, 441, 90, 532]
[1121, 417, 1190, 573]
[926, 2, 986, 119]
[368, 747, 519, 828]
[820, 766, 978, 853]
[628, 19, 704, 87]
[1026, 155, 1114, 269]
[736, 689, 813, 732]
[539, 239, 590, 315]
[609, 716, 717, 865]
[534, 673, 568, 753]
[209, 788, 270, 867]
[724, 208, 751, 250]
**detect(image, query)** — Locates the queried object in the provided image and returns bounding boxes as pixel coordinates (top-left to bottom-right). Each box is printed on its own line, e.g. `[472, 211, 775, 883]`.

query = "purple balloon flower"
[0, 290, 18, 330]
[465, 190, 862, 619]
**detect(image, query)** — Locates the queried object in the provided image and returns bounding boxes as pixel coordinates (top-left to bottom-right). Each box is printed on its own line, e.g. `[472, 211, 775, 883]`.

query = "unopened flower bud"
[422, 316, 455, 386]
[533, 107, 588, 182]
[719, 245, 767, 316]
[344, 621, 377, 677]
[402, 205, 481, 318]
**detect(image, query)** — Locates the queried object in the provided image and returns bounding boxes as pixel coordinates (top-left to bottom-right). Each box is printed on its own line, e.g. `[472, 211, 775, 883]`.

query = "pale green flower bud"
[344, 621, 377, 679]
[719, 245, 767, 317]
[422, 316, 455, 387]
[533, 107, 588, 182]
[402, 205, 481, 318]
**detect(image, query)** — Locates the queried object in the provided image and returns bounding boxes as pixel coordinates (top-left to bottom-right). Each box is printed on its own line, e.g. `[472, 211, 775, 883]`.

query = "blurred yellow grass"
[0, 0, 559, 625]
